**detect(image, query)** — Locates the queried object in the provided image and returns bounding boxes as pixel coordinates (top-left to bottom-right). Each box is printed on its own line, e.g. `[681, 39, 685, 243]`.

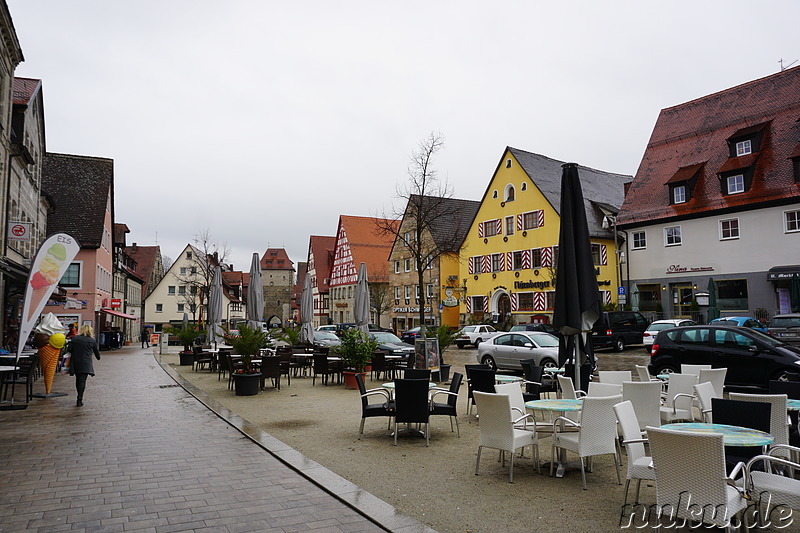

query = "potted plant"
[276, 325, 305, 347]
[431, 325, 458, 382]
[223, 323, 268, 396]
[166, 324, 203, 365]
[334, 329, 378, 389]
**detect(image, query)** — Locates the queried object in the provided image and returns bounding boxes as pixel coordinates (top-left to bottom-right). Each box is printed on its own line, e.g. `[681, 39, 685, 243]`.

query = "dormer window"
[726, 174, 745, 194]
[735, 139, 752, 156]
[673, 185, 686, 204]
[504, 184, 515, 202]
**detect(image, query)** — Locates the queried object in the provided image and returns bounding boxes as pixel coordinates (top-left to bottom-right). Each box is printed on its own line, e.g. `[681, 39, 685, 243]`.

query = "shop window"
[636, 284, 662, 312]
[518, 293, 534, 311]
[717, 279, 748, 310]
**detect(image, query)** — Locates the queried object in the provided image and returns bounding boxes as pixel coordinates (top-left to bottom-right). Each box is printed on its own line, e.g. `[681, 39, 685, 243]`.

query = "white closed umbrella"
[207, 265, 223, 346]
[247, 253, 264, 329]
[299, 274, 314, 344]
[354, 262, 371, 335]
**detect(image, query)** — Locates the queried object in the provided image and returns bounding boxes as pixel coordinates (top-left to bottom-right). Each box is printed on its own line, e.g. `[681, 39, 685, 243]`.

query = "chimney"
[132, 242, 138, 251]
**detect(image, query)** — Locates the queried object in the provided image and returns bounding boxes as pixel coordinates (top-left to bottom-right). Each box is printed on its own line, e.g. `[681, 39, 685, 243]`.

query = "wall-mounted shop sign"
[392, 306, 432, 313]
[514, 280, 550, 290]
[665, 264, 714, 274]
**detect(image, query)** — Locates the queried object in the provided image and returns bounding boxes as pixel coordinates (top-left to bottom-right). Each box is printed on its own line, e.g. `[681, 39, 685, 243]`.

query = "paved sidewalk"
[0, 346, 404, 533]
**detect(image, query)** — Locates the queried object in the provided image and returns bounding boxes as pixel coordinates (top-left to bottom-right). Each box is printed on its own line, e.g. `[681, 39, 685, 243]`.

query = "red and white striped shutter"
[517, 214, 523, 231]
[466, 297, 472, 313]
[601, 244, 608, 266]
[534, 292, 545, 311]
[482, 255, 491, 273]
[478, 221, 484, 238]
[510, 293, 518, 312]
[542, 247, 553, 267]
[603, 290, 612, 305]
[483, 297, 489, 313]
[522, 249, 531, 269]
[506, 252, 513, 271]
[495, 219, 502, 235]
[468, 256, 474, 275]
[537, 210, 545, 228]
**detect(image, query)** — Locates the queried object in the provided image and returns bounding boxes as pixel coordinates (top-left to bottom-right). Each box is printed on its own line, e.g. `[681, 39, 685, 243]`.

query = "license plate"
[781, 332, 797, 337]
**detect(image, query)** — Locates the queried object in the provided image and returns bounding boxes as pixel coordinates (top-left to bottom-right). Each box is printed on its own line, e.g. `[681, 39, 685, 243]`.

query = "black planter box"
[232, 373, 262, 396]
[179, 352, 194, 366]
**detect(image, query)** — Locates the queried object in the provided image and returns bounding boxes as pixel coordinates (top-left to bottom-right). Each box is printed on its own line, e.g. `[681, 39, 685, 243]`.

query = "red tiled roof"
[619, 66, 800, 226]
[12, 77, 41, 105]
[665, 162, 705, 184]
[125, 245, 161, 296]
[790, 143, 800, 160]
[113, 223, 130, 245]
[308, 235, 335, 291]
[259, 248, 294, 270]
[716, 152, 760, 174]
[332, 215, 399, 284]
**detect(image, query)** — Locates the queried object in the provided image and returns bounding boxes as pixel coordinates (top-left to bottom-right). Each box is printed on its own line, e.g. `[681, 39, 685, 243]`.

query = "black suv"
[591, 311, 649, 351]
[648, 324, 800, 389]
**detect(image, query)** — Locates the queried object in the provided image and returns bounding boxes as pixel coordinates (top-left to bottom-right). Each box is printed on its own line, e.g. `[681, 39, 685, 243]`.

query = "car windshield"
[371, 332, 403, 344]
[461, 326, 476, 333]
[527, 333, 559, 347]
[741, 328, 792, 347]
[315, 331, 338, 341]
[647, 323, 681, 332]
[771, 317, 800, 328]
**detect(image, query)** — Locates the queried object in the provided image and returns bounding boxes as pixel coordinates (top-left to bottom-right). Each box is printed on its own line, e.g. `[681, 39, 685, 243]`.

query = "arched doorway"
[490, 290, 511, 325]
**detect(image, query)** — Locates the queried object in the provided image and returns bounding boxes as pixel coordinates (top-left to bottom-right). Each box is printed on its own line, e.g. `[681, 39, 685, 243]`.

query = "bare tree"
[376, 132, 462, 337]
[161, 255, 174, 274]
[370, 283, 393, 328]
[171, 230, 231, 324]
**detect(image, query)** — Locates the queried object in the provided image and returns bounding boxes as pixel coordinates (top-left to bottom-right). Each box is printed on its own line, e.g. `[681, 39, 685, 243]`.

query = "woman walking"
[68, 324, 101, 407]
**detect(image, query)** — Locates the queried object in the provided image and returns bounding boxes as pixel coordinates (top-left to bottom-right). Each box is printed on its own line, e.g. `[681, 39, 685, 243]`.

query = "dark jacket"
[68, 335, 100, 376]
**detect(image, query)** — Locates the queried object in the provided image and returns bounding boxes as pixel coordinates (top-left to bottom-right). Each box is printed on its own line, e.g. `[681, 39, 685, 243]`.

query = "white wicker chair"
[598, 370, 632, 386]
[746, 445, 800, 524]
[550, 394, 622, 490]
[647, 425, 749, 531]
[699, 367, 727, 398]
[693, 381, 718, 423]
[729, 392, 789, 452]
[660, 373, 697, 423]
[556, 375, 582, 424]
[680, 363, 711, 376]
[473, 391, 538, 482]
[613, 400, 654, 507]
[635, 364, 659, 383]
[622, 381, 661, 431]
[587, 382, 623, 397]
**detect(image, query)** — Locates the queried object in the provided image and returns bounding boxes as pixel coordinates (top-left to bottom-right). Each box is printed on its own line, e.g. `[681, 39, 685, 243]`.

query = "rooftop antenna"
[779, 58, 798, 71]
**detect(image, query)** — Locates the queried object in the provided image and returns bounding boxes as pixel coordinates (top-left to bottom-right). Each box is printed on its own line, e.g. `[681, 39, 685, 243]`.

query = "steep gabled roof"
[12, 77, 40, 105]
[333, 215, 398, 284]
[618, 66, 800, 227]
[125, 244, 161, 295]
[113, 223, 129, 246]
[260, 248, 294, 271]
[503, 147, 632, 237]
[391, 195, 481, 256]
[42, 153, 114, 247]
[308, 235, 336, 291]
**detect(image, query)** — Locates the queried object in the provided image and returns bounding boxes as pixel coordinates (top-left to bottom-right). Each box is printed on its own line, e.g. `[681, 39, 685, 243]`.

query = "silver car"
[476, 331, 560, 371]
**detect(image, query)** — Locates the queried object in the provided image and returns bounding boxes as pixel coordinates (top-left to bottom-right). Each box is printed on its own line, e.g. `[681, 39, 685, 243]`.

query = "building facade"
[459, 147, 631, 326]
[618, 67, 800, 322]
[260, 248, 294, 327]
[306, 235, 334, 328]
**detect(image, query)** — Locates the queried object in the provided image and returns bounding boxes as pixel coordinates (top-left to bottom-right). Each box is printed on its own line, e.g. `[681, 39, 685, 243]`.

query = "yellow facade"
[459, 149, 621, 324]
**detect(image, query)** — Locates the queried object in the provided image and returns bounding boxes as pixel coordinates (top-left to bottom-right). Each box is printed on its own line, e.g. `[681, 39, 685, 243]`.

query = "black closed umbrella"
[552, 163, 601, 393]
[791, 273, 800, 313]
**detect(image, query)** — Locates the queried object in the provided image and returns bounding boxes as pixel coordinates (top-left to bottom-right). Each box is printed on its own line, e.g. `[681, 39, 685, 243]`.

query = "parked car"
[313, 330, 341, 348]
[643, 319, 697, 351]
[709, 316, 768, 333]
[368, 331, 415, 358]
[334, 323, 391, 336]
[591, 311, 649, 351]
[509, 323, 561, 337]
[455, 325, 499, 349]
[648, 324, 800, 389]
[476, 331, 560, 371]
[400, 327, 422, 344]
[768, 313, 800, 345]
[316, 325, 338, 333]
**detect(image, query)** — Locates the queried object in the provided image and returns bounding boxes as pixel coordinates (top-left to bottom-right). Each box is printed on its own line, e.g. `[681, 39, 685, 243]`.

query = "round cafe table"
[495, 375, 523, 384]
[661, 423, 774, 447]
[525, 398, 583, 477]
[786, 399, 800, 411]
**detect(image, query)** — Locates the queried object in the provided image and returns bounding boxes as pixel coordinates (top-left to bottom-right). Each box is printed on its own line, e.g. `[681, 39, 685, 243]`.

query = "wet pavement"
[0, 346, 430, 533]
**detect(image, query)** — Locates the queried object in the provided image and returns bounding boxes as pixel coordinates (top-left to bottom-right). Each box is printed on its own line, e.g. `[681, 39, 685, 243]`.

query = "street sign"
[618, 286, 626, 295]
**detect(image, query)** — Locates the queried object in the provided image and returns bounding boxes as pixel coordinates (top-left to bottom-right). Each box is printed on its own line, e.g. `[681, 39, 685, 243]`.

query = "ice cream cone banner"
[17, 233, 80, 357]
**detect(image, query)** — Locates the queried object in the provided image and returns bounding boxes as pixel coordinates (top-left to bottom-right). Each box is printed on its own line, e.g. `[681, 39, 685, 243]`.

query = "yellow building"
[459, 147, 632, 325]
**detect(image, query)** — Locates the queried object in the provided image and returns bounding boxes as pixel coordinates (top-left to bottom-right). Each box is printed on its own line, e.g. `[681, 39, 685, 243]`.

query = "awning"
[101, 308, 137, 320]
[767, 266, 800, 281]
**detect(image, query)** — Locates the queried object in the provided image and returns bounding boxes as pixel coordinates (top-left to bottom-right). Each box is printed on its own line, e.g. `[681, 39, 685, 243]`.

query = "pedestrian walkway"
[0, 346, 423, 532]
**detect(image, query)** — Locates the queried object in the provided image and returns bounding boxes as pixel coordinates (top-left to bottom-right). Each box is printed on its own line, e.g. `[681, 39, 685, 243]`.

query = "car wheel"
[456, 342, 466, 349]
[655, 364, 678, 376]
[474, 338, 483, 347]
[614, 338, 625, 352]
[541, 358, 557, 369]
[481, 355, 497, 371]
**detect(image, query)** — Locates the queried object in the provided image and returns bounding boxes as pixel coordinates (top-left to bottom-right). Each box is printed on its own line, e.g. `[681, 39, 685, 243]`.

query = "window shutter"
[510, 293, 518, 312]
[495, 219, 502, 235]
[482, 255, 491, 273]
[537, 210, 544, 227]
[542, 247, 553, 267]
[601, 244, 608, 266]
[517, 214, 523, 231]
[522, 249, 531, 269]
[466, 297, 472, 313]
[478, 222, 485, 238]
[468, 257, 475, 275]
[534, 292, 545, 311]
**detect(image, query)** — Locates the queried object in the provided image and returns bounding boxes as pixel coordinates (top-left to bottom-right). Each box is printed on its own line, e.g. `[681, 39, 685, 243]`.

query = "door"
[671, 284, 694, 318]
[711, 329, 767, 387]
[497, 294, 511, 324]
[491, 333, 515, 368]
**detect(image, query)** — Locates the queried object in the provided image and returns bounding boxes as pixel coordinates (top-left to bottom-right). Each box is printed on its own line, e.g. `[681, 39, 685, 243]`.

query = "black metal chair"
[466, 368, 496, 419]
[355, 373, 394, 439]
[277, 352, 292, 386]
[193, 348, 213, 372]
[312, 354, 339, 386]
[404, 368, 431, 380]
[712, 397, 771, 474]
[393, 378, 431, 446]
[259, 357, 282, 390]
[217, 351, 232, 381]
[371, 352, 392, 381]
[430, 372, 463, 437]
[1, 354, 39, 403]
[519, 359, 556, 401]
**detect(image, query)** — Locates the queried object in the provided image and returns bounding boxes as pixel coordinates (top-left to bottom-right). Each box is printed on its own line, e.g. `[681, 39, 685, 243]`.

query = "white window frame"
[177, 303, 184, 313]
[736, 139, 752, 156]
[404, 258, 411, 272]
[522, 211, 538, 230]
[504, 184, 515, 202]
[719, 218, 739, 240]
[394, 286, 400, 304]
[394, 260, 400, 274]
[631, 231, 646, 250]
[727, 174, 745, 194]
[404, 285, 410, 304]
[664, 226, 682, 246]
[155, 303, 163, 313]
[673, 185, 686, 204]
[785, 210, 800, 233]
[505, 216, 515, 236]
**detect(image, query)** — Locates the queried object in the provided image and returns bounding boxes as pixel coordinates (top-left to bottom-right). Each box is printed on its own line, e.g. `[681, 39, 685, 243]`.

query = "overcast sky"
[8, 1, 800, 272]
